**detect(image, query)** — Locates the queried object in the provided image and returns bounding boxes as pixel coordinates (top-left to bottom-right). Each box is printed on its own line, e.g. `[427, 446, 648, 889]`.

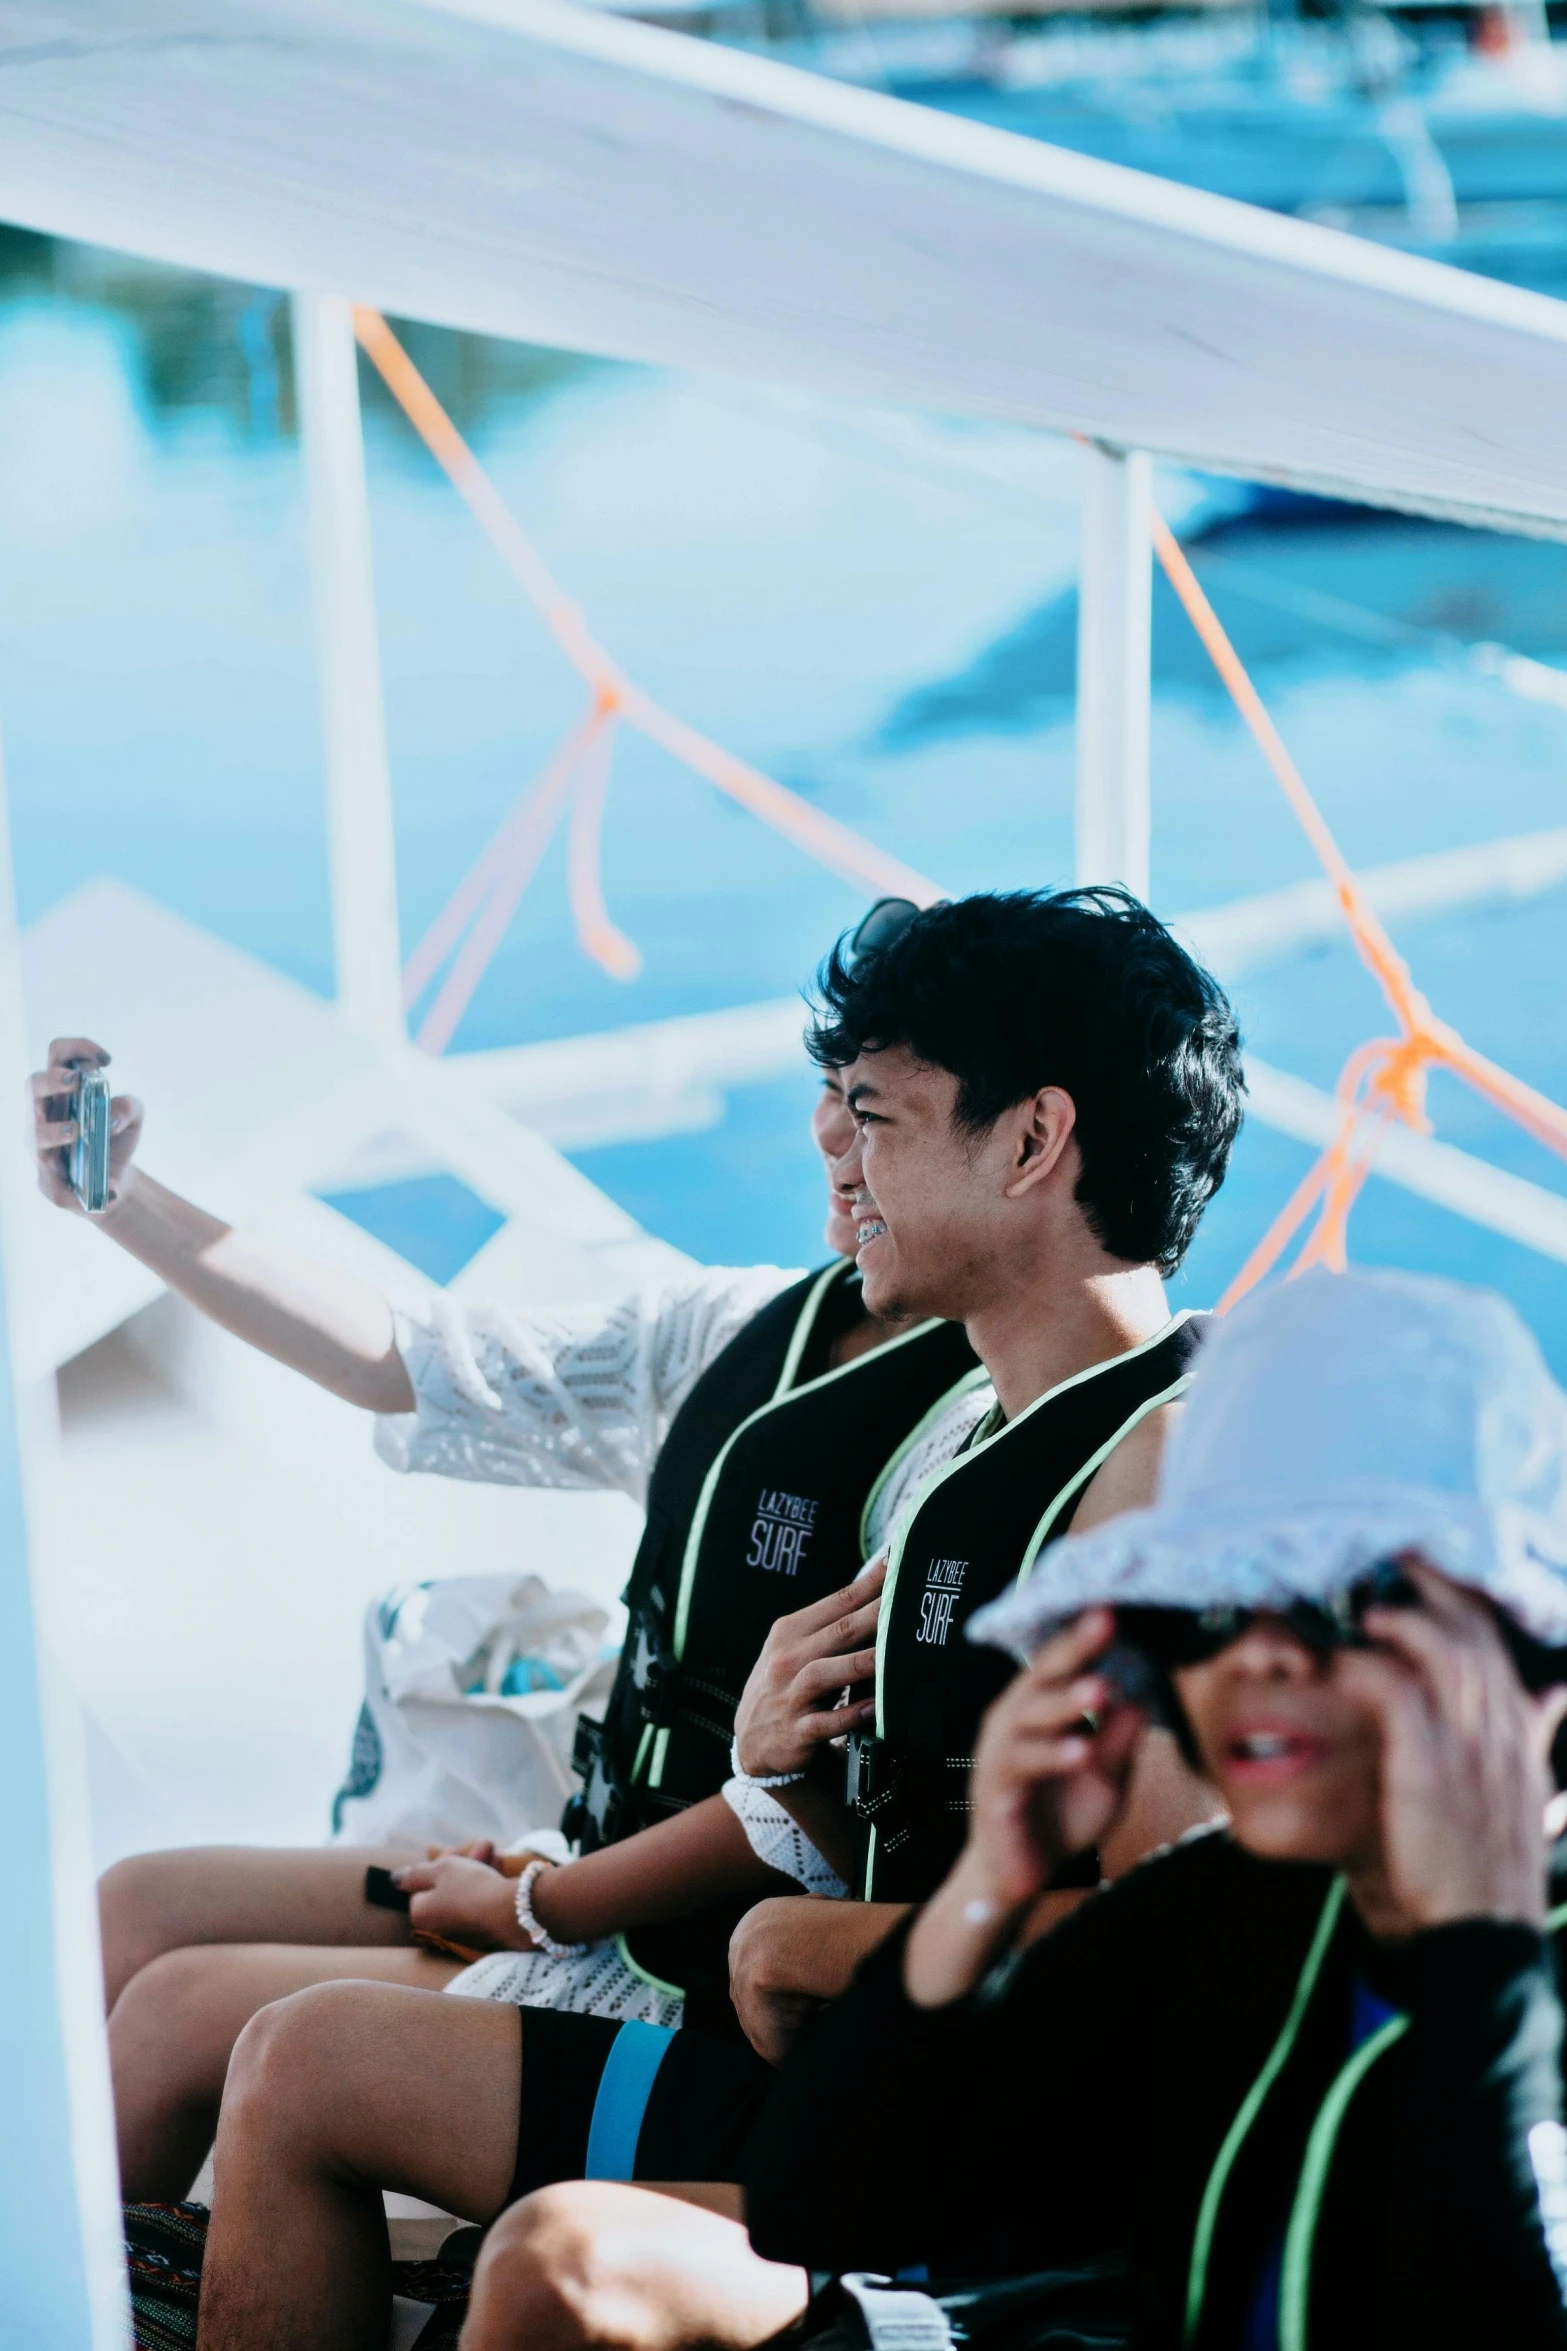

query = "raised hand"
[30, 1037, 143, 1212]
[905, 1608, 1143, 2007]
[1337, 1557, 1567, 1934]
[731, 1556, 885, 1781]
[965, 1609, 1143, 1908]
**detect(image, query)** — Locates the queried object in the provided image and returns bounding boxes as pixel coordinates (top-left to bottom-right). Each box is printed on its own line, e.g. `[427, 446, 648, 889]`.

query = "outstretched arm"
[32, 1037, 414, 1411]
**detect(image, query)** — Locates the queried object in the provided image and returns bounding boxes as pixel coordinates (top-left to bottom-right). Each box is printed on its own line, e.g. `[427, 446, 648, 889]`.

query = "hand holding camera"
[30, 1036, 141, 1216]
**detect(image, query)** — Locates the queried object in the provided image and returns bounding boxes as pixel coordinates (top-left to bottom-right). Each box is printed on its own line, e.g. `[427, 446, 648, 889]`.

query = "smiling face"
[812, 1073, 861, 1258]
[830, 1043, 1076, 1323]
[1175, 1618, 1385, 1871]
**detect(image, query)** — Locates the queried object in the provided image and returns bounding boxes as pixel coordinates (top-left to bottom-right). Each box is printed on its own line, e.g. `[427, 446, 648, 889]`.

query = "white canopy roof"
[2, 0, 1566, 530]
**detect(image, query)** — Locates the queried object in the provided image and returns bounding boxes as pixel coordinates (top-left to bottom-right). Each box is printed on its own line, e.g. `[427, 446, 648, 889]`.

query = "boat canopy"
[3, 0, 1567, 532]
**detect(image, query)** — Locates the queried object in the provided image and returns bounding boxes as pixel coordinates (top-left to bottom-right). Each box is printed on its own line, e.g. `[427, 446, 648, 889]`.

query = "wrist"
[1414, 1883, 1547, 1933]
[498, 1869, 537, 1949]
[95, 1163, 144, 1230]
[905, 1855, 1036, 2009]
[526, 1858, 561, 1938]
[730, 1734, 805, 1789]
[515, 1859, 589, 1957]
[950, 1836, 1049, 1925]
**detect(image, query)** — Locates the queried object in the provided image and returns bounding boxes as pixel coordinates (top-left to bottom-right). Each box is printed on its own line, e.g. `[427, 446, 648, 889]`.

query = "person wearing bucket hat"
[744, 1266, 1567, 2350]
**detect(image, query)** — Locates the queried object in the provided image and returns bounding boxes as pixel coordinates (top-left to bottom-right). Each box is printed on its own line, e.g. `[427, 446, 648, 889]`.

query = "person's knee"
[218, 1984, 365, 2168]
[110, 1947, 233, 2085]
[100, 1853, 181, 1998]
[467, 2190, 627, 2351]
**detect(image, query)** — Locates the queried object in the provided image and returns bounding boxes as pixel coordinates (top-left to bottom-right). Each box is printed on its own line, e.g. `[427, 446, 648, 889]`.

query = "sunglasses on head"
[1117, 1558, 1421, 1673]
[843, 896, 924, 974]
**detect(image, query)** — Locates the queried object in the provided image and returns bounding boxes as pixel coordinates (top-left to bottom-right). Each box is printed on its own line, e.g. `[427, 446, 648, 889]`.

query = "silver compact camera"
[69, 1063, 113, 1214]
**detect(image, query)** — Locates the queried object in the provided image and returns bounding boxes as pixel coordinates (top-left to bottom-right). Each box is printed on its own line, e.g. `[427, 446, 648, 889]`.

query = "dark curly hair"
[807, 887, 1244, 1275]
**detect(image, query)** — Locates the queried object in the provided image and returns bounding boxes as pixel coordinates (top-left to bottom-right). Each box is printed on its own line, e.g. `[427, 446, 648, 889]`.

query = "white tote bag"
[331, 1574, 617, 1850]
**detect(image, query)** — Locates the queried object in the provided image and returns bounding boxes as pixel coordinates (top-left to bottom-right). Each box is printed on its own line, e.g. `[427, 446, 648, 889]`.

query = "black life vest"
[566, 1261, 982, 1863]
[851, 1312, 1207, 1902]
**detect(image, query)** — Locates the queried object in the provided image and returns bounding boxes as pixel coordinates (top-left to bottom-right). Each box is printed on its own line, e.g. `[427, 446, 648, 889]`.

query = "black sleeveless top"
[853, 1313, 1207, 1902]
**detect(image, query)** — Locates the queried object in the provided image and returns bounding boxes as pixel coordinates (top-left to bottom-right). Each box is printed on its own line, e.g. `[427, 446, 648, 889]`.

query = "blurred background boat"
[690, 0, 1567, 277]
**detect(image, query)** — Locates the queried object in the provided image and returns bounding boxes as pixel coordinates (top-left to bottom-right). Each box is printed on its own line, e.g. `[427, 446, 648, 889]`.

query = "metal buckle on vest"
[845, 1729, 901, 1818]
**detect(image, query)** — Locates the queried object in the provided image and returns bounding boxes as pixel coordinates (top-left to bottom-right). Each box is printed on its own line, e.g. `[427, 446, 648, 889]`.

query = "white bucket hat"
[971, 1265, 1567, 1659]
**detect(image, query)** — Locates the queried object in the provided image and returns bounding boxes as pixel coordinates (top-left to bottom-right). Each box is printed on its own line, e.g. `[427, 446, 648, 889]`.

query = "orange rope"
[364, 311, 1567, 1280]
[354, 309, 940, 1041]
[401, 700, 606, 1010]
[1149, 512, 1567, 1308]
[567, 715, 642, 982]
[414, 708, 606, 1055]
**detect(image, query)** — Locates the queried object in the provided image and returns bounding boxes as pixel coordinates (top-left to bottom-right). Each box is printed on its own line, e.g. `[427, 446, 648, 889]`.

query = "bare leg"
[100, 1845, 425, 2010]
[111, 1944, 461, 2200]
[197, 1981, 521, 2351]
[460, 2184, 809, 2351]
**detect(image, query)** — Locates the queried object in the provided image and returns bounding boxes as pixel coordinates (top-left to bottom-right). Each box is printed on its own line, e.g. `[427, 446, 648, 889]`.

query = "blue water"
[314, 1171, 507, 1285]
[4, 231, 1567, 1367]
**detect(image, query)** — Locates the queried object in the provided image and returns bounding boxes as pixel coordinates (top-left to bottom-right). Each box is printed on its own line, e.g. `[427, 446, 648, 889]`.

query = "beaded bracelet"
[513, 1858, 590, 1958]
[728, 1737, 807, 1789]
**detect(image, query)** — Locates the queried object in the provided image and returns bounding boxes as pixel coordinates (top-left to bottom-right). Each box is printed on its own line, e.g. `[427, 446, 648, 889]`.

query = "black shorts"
[507, 2010, 776, 2205]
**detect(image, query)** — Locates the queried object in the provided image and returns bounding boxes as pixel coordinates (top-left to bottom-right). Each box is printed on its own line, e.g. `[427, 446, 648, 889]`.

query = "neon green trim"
[1548, 1900, 1567, 1933]
[874, 1314, 1197, 1739]
[1278, 2013, 1409, 2351]
[1183, 1879, 1347, 2347]
[631, 1722, 654, 1783]
[775, 1263, 845, 1402]
[863, 1820, 877, 1900]
[663, 1263, 840, 1693]
[614, 1932, 688, 2002]
[858, 1364, 993, 1558]
[1013, 1373, 1194, 1589]
[649, 1267, 953, 1789]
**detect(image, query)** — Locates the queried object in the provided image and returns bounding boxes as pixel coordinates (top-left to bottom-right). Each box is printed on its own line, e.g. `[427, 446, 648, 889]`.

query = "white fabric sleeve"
[373, 1263, 801, 1502]
[722, 1778, 848, 1899]
[862, 1379, 995, 1557]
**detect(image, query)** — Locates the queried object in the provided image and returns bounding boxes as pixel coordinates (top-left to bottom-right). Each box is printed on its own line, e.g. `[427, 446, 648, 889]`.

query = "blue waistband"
[584, 2020, 677, 2183]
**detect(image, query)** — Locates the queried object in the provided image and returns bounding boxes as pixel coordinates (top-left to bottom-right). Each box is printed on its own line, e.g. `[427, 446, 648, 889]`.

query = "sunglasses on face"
[1116, 1558, 1421, 1674]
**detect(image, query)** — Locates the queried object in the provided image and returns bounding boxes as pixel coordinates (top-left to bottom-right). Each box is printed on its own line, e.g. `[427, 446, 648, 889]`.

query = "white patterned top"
[375, 1266, 800, 1501]
[375, 1270, 994, 1556]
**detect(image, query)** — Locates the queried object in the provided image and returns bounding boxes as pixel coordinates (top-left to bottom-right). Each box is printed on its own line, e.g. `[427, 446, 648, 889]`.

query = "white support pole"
[1075, 441, 1152, 902]
[0, 727, 127, 2351]
[292, 293, 406, 1049]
